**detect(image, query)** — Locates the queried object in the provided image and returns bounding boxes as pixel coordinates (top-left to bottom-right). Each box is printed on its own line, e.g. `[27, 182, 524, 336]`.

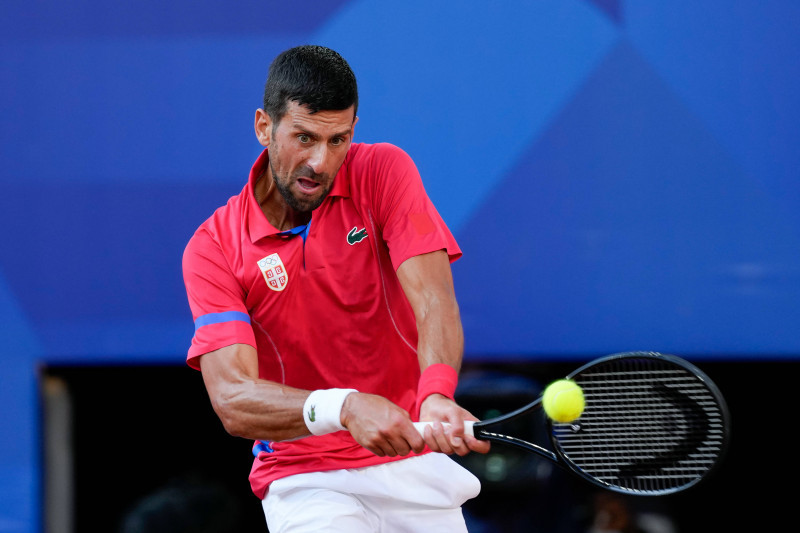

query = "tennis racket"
[415, 351, 730, 496]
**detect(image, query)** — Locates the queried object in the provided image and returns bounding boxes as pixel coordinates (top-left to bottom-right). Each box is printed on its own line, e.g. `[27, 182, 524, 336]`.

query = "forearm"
[410, 289, 490, 455]
[199, 343, 424, 456]
[209, 378, 310, 442]
[396, 250, 464, 373]
[199, 343, 311, 442]
[414, 293, 464, 373]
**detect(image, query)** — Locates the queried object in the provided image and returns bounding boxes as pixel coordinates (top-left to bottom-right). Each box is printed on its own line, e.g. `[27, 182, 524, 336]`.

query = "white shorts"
[262, 453, 481, 532]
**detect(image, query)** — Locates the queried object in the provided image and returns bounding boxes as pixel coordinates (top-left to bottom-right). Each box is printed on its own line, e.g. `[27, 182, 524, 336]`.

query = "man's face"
[262, 101, 357, 213]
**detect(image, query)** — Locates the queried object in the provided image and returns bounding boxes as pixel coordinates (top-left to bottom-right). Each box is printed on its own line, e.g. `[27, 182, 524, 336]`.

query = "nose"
[306, 144, 330, 174]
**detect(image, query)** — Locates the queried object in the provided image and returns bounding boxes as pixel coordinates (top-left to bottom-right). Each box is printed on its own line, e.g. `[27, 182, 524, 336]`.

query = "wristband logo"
[257, 253, 288, 291]
[308, 405, 316, 422]
[347, 226, 368, 245]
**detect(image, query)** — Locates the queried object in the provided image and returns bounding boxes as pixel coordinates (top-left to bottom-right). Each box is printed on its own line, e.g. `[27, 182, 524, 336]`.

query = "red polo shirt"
[182, 142, 461, 498]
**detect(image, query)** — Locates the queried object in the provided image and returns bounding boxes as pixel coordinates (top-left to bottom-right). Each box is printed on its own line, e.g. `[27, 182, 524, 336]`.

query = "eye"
[298, 134, 311, 143]
[330, 136, 345, 146]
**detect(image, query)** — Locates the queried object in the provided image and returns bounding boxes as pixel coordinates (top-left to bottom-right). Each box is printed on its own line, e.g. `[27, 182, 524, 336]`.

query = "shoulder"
[344, 143, 420, 198]
[347, 142, 416, 170]
[184, 186, 247, 262]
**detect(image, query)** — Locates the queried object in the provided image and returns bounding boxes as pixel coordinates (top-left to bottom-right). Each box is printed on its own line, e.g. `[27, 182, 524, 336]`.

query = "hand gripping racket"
[415, 352, 730, 496]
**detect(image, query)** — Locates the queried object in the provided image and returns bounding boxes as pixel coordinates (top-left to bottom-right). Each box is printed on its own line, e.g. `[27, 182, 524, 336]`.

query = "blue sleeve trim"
[194, 310, 251, 331]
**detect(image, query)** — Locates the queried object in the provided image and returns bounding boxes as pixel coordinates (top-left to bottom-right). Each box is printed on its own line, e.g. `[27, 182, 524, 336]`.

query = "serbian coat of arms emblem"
[257, 253, 288, 292]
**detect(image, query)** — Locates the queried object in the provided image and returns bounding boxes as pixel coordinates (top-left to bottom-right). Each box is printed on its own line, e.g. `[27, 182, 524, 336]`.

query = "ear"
[254, 109, 271, 147]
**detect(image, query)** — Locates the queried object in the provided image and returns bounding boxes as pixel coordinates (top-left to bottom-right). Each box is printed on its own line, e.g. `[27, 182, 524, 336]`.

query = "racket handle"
[413, 420, 475, 437]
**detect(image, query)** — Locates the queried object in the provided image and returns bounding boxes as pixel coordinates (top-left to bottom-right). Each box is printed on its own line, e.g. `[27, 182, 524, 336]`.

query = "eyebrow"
[293, 124, 353, 140]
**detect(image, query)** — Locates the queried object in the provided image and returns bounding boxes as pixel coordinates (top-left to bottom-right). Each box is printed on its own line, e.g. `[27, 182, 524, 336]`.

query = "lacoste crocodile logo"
[347, 226, 368, 245]
[308, 405, 316, 422]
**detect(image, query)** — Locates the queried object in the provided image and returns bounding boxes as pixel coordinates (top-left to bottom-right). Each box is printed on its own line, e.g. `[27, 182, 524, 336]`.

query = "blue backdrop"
[2, 1, 799, 530]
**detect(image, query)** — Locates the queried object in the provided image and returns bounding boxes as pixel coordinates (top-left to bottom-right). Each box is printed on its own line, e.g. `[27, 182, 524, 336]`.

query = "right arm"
[184, 230, 312, 443]
[199, 342, 426, 456]
[186, 226, 424, 455]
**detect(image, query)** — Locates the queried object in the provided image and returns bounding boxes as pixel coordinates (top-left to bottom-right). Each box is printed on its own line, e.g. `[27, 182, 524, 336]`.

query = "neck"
[254, 171, 311, 231]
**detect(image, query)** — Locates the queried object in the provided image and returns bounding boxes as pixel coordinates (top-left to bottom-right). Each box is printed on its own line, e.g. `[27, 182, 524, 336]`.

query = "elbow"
[210, 394, 251, 438]
[218, 413, 247, 439]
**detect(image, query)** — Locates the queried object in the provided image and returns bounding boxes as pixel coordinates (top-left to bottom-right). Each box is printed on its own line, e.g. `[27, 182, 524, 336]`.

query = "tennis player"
[182, 44, 490, 532]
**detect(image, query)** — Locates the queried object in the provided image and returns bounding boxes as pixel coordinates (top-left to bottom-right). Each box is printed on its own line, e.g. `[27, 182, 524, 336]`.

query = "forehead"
[280, 100, 355, 133]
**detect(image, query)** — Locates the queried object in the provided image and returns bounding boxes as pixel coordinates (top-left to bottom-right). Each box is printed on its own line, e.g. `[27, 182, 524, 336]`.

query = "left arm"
[396, 250, 490, 456]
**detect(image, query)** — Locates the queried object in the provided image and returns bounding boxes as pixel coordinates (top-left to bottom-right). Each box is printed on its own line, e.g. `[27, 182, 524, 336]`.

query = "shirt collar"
[246, 147, 352, 243]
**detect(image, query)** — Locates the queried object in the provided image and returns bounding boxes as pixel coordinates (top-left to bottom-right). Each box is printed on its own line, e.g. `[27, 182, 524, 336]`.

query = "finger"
[464, 434, 491, 454]
[367, 444, 386, 457]
[363, 435, 398, 457]
[428, 422, 455, 454]
[448, 424, 465, 449]
[385, 428, 419, 457]
[376, 443, 396, 457]
[387, 436, 413, 457]
[447, 426, 472, 456]
[406, 426, 426, 454]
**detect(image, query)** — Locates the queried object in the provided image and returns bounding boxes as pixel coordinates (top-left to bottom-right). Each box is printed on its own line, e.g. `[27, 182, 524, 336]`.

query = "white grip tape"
[413, 420, 475, 437]
[303, 388, 358, 436]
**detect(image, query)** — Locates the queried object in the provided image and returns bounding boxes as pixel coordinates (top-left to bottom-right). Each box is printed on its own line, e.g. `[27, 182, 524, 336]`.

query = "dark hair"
[263, 45, 358, 123]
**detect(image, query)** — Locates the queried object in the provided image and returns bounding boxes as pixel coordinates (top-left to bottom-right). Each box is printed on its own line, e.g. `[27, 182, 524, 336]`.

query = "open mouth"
[296, 177, 321, 194]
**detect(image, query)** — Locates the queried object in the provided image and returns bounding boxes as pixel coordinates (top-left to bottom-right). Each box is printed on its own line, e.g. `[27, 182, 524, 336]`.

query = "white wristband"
[303, 388, 358, 436]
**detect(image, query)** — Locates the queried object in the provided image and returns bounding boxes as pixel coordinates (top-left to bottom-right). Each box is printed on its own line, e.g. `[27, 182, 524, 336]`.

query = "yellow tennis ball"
[542, 379, 585, 423]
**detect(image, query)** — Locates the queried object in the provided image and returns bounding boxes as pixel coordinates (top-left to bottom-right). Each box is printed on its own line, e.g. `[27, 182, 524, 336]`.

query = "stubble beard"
[270, 161, 331, 213]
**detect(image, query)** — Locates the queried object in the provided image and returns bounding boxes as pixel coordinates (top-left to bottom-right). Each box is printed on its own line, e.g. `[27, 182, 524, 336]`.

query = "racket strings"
[553, 357, 727, 495]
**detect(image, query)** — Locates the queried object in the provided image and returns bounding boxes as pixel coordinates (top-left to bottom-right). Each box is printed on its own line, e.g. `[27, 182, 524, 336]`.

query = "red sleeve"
[366, 143, 462, 270]
[182, 227, 256, 370]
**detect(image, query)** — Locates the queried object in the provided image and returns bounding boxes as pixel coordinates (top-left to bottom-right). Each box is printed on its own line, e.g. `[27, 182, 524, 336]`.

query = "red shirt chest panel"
[239, 196, 417, 393]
